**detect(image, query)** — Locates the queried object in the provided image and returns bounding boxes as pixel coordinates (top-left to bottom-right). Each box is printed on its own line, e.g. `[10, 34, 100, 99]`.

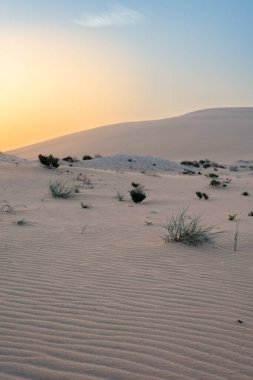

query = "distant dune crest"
[8, 107, 253, 162]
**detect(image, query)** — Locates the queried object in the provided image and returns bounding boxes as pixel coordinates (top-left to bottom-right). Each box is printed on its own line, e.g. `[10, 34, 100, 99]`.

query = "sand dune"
[1, 153, 253, 379]
[8, 107, 253, 162]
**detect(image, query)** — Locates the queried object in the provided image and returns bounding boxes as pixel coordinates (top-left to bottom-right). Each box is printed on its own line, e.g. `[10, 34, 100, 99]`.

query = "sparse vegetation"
[49, 181, 73, 199]
[129, 184, 146, 203]
[210, 179, 221, 187]
[196, 191, 203, 199]
[248, 211, 253, 216]
[202, 193, 209, 200]
[183, 169, 195, 175]
[228, 214, 237, 221]
[82, 155, 93, 160]
[116, 192, 124, 201]
[242, 191, 250, 196]
[62, 156, 74, 162]
[207, 173, 219, 178]
[131, 182, 140, 188]
[181, 160, 200, 168]
[81, 202, 90, 209]
[16, 219, 28, 226]
[38, 154, 59, 169]
[162, 209, 219, 246]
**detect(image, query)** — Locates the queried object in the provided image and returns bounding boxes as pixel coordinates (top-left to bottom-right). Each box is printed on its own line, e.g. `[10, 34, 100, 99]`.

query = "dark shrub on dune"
[38, 154, 59, 169]
[82, 155, 93, 160]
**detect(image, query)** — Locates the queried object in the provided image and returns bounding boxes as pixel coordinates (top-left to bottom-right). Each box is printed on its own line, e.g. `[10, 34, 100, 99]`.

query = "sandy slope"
[1, 155, 253, 380]
[8, 108, 253, 162]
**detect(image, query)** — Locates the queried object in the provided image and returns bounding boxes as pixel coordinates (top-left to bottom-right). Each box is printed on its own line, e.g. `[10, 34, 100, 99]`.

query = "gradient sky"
[1, 0, 253, 151]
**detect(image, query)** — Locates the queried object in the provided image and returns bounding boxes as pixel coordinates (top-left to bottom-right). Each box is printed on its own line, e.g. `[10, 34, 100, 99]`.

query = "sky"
[1, 0, 253, 151]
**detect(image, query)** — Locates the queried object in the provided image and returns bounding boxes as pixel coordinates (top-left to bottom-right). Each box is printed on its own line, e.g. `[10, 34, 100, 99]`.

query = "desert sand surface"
[8, 108, 253, 162]
[1, 147, 253, 379]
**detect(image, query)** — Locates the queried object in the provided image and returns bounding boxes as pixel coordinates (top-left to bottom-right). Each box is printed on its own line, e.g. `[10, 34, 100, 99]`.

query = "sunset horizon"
[1, 0, 253, 151]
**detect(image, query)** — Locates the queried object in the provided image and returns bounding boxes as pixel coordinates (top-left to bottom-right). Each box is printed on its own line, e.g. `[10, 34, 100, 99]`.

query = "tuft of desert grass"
[162, 208, 219, 246]
[49, 181, 73, 199]
[116, 192, 124, 201]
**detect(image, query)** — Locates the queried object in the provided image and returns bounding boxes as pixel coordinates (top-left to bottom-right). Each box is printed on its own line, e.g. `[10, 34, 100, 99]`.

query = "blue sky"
[1, 0, 253, 149]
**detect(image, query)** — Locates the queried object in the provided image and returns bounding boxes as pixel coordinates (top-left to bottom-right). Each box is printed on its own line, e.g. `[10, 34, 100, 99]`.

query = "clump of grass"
[207, 173, 219, 178]
[228, 214, 237, 221]
[16, 219, 28, 226]
[49, 181, 73, 199]
[242, 191, 250, 196]
[162, 209, 219, 246]
[38, 154, 59, 168]
[129, 184, 146, 203]
[116, 191, 124, 201]
[81, 202, 90, 209]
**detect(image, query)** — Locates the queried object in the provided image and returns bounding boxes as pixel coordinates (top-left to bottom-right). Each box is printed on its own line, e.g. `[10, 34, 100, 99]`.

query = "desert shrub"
[202, 193, 209, 200]
[248, 211, 253, 216]
[183, 169, 195, 175]
[62, 156, 74, 162]
[228, 214, 237, 221]
[242, 191, 250, 196]
[203, 163, 211, 169]
[162, 209, 218, 246]
[131, 182, 140, 188]
[181, 160, 200, 168]
[49, 181, 73, 199]
[196, 192, 209, 200]
[129, 184, 146, 203]
[196, 191, 203, 199]
[82, 155, 93, 160]
[210, 179, 221, 187]
[39, 154, 59, 168]
[207, 173, 219, 178]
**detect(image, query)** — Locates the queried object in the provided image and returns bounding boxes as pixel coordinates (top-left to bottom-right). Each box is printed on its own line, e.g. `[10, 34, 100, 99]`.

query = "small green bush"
[39, 154, 59, 168]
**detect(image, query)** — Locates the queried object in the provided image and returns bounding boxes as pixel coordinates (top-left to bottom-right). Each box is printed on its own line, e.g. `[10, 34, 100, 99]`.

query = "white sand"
[2, 107, 253, 379]
[1, 147, 253, 379]
[8, 107, 253, 162]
